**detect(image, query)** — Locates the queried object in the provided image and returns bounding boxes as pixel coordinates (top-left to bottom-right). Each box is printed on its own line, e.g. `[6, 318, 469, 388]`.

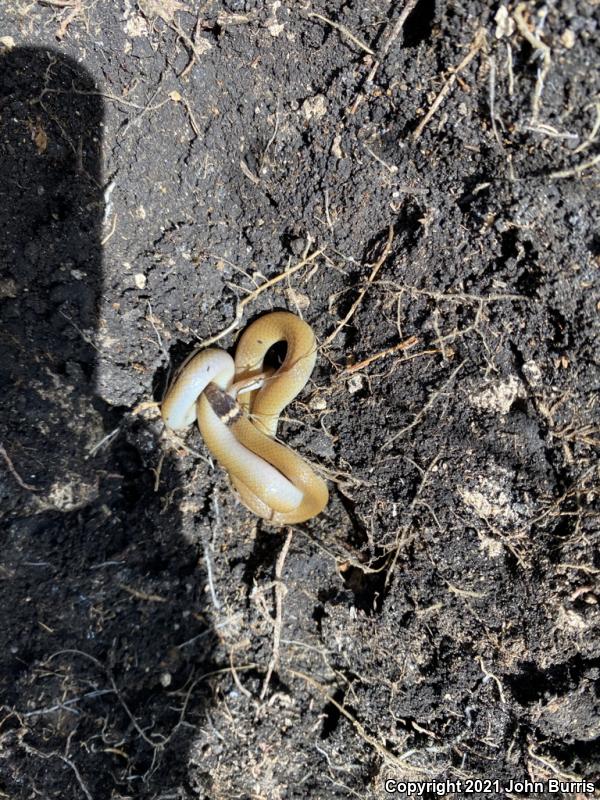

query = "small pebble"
[309, 395, 327, 411]
[159, 671, 172, 688]
[284, 287, 310, 310]
[0, 278, 17, 298]
[348, 375, 366, 394]
[302, 94, 327, 121]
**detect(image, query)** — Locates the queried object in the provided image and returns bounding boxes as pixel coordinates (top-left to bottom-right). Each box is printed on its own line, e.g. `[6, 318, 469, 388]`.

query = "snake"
[161, 312, 329, 524]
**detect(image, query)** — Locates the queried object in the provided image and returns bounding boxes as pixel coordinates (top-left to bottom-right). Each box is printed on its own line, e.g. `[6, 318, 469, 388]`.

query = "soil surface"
[1, 1, 599, 799]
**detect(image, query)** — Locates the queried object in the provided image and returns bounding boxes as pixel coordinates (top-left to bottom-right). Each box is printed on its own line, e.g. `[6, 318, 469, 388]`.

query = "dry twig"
[260, 528, 294, 699]
[0, 443, 40, 492]
[322, 226, 394, 348]
[413, 28, 486, 141]
[350, 0, 420, 114]
[513, 3, 550, 125]
[118, 583, 167, 603]
[308, 11, 374, 56]
[197, 246, 325, 349]
[344, 335, 419, 374]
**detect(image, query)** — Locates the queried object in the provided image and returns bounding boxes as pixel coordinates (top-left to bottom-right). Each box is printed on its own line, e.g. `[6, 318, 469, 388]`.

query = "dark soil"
[1, 2, 599, 798]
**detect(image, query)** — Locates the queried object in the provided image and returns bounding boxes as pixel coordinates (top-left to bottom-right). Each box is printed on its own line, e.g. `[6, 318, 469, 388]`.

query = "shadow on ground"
[0, 48, 213, 798]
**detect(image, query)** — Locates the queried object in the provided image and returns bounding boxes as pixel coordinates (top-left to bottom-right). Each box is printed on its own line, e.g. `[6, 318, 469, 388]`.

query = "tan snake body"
[161, 312, 328, 524]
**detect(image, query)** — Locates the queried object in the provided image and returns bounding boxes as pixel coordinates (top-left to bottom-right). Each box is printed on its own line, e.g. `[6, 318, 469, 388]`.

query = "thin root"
[322, 226, 394, 348]
[344, 336, 420, 374]
[413, 28, 486, 141]
[260, 528, 293, 700]
[307, 12, 374, 56]
[197, 246, 325, 349]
